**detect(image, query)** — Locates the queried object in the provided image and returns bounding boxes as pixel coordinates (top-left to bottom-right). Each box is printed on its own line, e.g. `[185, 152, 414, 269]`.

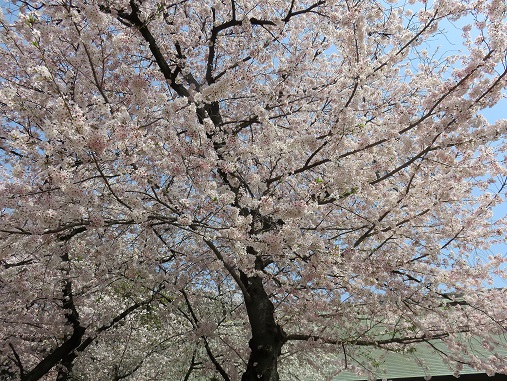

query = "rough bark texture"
[241, 273, 286, 381]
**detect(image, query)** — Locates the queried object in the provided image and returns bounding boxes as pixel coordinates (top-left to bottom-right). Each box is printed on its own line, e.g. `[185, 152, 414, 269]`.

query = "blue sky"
[437, 18, 507, 288]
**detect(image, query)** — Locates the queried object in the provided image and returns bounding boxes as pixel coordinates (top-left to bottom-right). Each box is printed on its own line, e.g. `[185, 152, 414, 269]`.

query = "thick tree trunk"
[241, 274, 286, 381]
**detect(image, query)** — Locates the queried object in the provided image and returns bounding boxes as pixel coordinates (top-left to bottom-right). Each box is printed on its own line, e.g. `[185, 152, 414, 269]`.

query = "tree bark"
[20, 325, 85, 381]
[241, 273, 286, 381]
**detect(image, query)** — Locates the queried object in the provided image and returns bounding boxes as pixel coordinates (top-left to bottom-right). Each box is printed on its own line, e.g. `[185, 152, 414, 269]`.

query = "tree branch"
[204, 239, 250, 301]
[286, 332, 451, 346]
[118, 1, 189, 97]
[282, 1, 326, 22]
[8, 343, 24, 379]
[181, 290, 231, 381]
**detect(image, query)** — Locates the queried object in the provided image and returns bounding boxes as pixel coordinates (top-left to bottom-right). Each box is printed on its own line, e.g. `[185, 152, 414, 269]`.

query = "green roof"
[331, 337, 507, 380]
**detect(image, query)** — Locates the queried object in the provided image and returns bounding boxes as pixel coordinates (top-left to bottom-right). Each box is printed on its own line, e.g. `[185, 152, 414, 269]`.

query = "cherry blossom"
[1, 0, 507, 380]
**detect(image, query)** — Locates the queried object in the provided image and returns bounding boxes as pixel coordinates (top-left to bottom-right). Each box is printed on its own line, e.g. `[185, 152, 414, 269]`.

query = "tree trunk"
[56, 352, 77, 381]
[241, 274, 286, 381]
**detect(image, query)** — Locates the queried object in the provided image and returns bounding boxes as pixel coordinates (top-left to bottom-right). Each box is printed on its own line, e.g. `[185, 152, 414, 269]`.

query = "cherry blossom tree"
[1, 0, 507, 380]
